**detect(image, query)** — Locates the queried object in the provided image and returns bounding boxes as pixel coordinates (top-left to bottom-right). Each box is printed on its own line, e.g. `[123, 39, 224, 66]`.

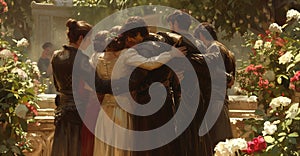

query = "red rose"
[243, 141, 255, 154]
[245, 64, 255, 72]
[243, 136, 267, 155]
[13, 52, 18, 62]
[253, 136, 267, 152]
[275, 37, 286, 47]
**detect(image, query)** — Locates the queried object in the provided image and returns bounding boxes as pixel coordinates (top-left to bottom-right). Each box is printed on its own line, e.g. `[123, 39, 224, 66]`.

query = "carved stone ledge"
[24, 94, 258, 155]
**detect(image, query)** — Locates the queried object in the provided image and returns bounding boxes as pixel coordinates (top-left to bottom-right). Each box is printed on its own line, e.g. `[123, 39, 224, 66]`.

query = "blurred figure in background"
[37, 42, 55, 93]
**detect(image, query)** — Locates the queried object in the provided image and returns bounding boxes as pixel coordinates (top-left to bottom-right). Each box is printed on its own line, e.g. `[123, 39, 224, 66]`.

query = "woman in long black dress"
[51, 19, 111, 156]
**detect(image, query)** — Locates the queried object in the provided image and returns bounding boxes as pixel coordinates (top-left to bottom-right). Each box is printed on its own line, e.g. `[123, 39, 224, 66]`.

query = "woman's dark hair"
[193, 22, 218, 41]
[42, 42, 53, 49]
[106, 26, 125, 51]
[93, 30, 109, 52]
[119, 16, 149, 39]
[167, 10, 191, 31]
[66, 18, 92, 43]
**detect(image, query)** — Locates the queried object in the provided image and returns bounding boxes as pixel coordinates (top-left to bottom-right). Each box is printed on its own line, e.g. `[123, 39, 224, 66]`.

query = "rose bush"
[0, 29, 45, 155]
[232, 9, 300, 156]
[237, 9, 300, 110]
[214, 136, 268, 156]
[237, 96, 300, 156]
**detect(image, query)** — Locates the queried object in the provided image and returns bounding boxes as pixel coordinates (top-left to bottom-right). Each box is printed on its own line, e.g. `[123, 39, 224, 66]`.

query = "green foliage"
[72, 0, 300, 40]
[236, 11, 300, 110]
[0, 0, 46, 39]
[0, 0, 299, 40]
[235, 9, 300, 155]
[0, 32, 45, 155]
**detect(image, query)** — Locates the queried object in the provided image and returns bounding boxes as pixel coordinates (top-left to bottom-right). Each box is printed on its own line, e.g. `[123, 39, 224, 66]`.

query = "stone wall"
[24, 94, 257, 156]
[30, 1, 72, 61]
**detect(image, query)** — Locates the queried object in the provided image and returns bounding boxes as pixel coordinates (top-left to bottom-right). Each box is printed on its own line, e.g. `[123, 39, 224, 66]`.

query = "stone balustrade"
[24, 94, 257, 156]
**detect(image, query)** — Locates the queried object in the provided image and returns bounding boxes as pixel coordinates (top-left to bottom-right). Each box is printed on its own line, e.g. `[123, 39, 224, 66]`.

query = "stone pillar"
[30, 1, 72, 61]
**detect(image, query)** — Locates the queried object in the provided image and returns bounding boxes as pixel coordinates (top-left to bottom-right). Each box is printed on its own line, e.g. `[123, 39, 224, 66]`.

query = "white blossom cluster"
[16, 38, 29, 48]
[264, 41, 272, 49]
[286, 103, 300, 119]
[269, 96, 291, 109]
[254, 39, 263, 49]
[286, 9, 300, 21]
[278, 51, 294, 64]
[11, 67, 28, 80]
[214, 138, 247, 156]
[262, 120, 280, 136]
[269, 23, 282, 33]
[0, 49, 13, 58]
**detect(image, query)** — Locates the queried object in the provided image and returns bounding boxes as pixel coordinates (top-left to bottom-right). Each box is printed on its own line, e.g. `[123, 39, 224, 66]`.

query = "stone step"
[229, 109, 257, 118]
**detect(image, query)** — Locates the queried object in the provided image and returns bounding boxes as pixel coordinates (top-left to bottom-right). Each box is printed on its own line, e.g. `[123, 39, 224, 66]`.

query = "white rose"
[25, 59, 31, 63]
[286, 103, 300, 119]
[11, 68, 28, 80]
[32, 63, 40, 76]
[254, 40, 263, 49]
[15, 104, 29, 119]
[16, 38, 29, 48]
[286, 9, 300, 21]
[0, 49, 13, 58]
[269, 98, 281, 109]
[264, 41, 272, 49]
[262, 121, 277, 136]
[214, 138, 247, 156]
[214, 141, 231, 156]
[229, 138, 248, 151]
[278, 51, 293, 64]
[269, 96, 292, 109]
[269, 23, 282, 33]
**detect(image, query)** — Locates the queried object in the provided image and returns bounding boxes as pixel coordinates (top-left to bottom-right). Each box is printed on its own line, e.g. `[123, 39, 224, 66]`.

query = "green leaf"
[287, 63, 295, 72]
[266, 144, 275, 151]
[0, 145, 8, 154]
[278, 132, 286, 136]
[10, 146, 21, 155]
[277, 75, 289, 85]
[8, 107, 14, 114]
[255, 109, 266, 116]
[286, 119, 293, 126]
[0, 67, 6, 73]
[264, 136, 275, 143]
[278, 136, 285, 142]
[19, 118, 27, 131]
[288, 137, 297, 144]
[294, 53, 300, 64]
[6, 93, 13, 99]
[277, 76, 282, 84]
[251, 126, 258, 133]
[288, 132, 299, 137]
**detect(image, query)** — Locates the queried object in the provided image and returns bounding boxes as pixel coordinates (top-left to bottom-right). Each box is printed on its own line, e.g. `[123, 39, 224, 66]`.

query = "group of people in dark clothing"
[50, 10, 236, 156]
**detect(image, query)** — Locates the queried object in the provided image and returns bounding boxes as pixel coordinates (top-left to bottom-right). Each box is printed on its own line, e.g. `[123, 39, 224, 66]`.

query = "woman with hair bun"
[51, 18, 112, 156]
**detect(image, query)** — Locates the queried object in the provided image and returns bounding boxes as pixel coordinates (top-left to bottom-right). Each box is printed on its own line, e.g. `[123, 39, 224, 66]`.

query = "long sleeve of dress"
[124, 48, 180, 70]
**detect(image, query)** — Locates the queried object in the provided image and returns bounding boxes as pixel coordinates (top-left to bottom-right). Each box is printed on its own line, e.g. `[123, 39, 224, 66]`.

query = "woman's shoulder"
[52, 45, 79, 63]
[209, 41, 234, 56]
